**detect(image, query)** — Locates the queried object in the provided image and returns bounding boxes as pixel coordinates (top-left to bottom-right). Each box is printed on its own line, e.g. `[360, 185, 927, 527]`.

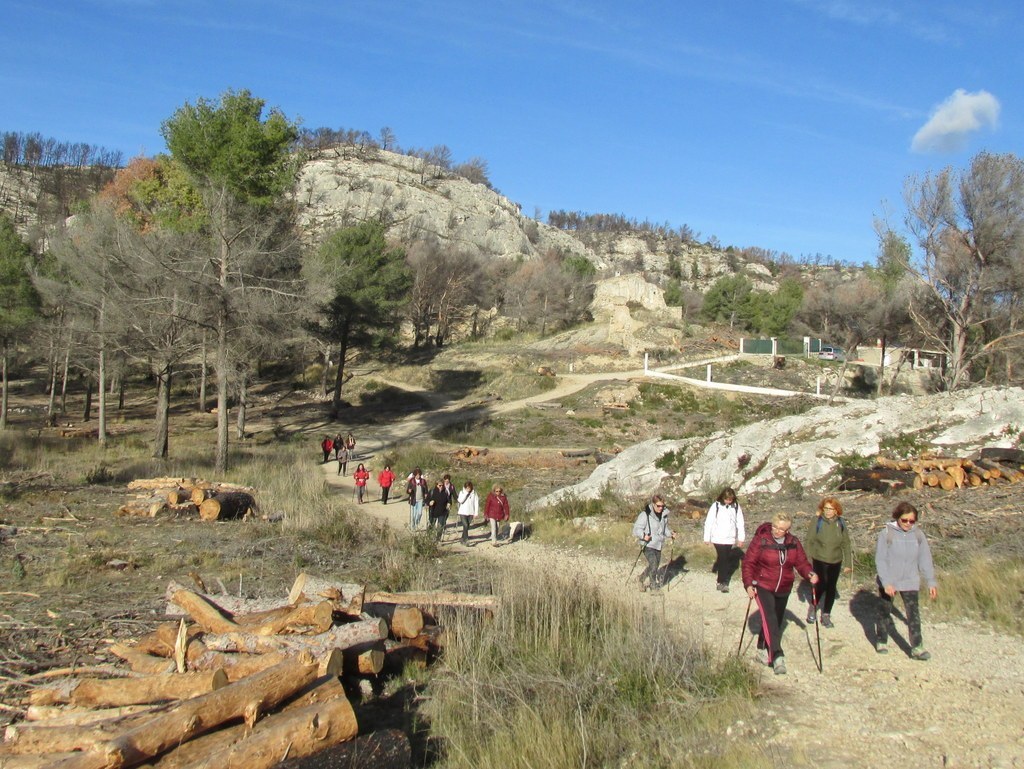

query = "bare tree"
[896, 152, 1024, 390]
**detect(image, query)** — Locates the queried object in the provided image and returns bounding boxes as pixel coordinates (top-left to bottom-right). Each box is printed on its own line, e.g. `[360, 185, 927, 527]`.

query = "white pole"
[706, 364, 712, 382]
[816, 377, 821, 395]
[644, 352, 649, 373]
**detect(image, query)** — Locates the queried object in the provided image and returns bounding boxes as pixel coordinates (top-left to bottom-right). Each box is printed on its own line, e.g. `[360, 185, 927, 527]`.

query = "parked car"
[819, 345, 845, 362]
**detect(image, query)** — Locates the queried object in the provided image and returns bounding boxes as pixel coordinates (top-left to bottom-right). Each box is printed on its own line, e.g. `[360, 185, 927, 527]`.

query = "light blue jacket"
[875, 521, 937, 592]
[632, 504, 673, 551]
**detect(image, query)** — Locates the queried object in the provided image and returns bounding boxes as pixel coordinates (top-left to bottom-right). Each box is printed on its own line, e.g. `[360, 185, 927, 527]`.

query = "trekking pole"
[662, 537, 675, 592]
[626, 545, 646, 585]
[812, 597, 823, 673]
[736, 595, 753, 657]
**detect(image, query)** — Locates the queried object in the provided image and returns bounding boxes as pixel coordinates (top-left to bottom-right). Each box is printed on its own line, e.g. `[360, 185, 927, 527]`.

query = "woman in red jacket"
[377, 465, 396, 505]
[483, 485, 510, 547]
[352, 463, 370, 504]
[742, 513, 818, 675]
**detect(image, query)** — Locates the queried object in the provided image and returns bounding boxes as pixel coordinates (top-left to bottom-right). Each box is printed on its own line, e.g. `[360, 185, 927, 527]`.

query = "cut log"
[973, 459, 1004, 479]
[939, 473, 956, 491]
[143, 677, 350, 769]
[2, 704, 169, 754]
[190, 487, 214, 506]
[361, 604, 424, 639]
[27, 669, 228, 708]
[202, 617, 388, 656]
[172, 696, 358, 769]
[966, 471, 985, 486]
[107, 644, 176, 675]
[165, 581, 240, 634]
[0, 753, 77, 767]
[363, 591, 498, 612]
[248, 601, 335, 636]
[199, 492, 256, 522]
[21, 704, 157, 727]
[274, 728, 411, 769]
[875, 457, 914, 471]
[342, 642, 386, 675]
[48, 654, 324, 769]
[126, 478, 199, 492]
[116, 496, 168, 518]
[164, 487, 193, 506]
[979, 447, 1024, 464]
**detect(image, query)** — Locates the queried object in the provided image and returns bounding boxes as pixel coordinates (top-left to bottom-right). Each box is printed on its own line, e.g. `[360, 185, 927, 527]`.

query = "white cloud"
[911, 89, 1000, 153]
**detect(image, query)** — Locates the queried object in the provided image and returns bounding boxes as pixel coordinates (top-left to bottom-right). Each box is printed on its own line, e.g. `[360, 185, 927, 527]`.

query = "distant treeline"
[2, 131, 124, 169]
[546, 209, 701, 243]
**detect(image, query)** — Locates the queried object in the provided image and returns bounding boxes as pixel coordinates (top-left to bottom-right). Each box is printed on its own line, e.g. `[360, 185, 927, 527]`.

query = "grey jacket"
[632, 504, 673, 551]
[875, 521, 937, 592]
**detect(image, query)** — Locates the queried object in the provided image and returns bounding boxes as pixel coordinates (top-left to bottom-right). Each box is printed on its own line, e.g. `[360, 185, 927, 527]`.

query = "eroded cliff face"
[294, 148, 762, 286]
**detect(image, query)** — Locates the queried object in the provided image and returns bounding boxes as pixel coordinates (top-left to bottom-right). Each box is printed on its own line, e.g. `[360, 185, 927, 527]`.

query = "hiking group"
[633, 487, 939, 675]
[318, 438, 518, 547]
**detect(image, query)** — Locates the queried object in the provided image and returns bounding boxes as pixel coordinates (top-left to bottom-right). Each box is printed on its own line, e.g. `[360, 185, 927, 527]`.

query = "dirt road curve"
[323, 461, 1024, 769]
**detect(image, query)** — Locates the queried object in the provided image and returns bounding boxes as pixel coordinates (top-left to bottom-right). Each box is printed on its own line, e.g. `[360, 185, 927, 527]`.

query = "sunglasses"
[899, 517, 917, 524]
[654, 504, 665, 509]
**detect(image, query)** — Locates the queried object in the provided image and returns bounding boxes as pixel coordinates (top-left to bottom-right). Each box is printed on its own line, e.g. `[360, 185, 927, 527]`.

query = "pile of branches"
[838, 448, 1024, 494]
[1, 574, 498, 767]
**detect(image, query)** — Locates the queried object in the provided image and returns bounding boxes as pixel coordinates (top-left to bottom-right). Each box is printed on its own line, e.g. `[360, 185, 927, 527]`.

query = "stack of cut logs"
[838, 448, 1024, 493]
[117, 477, 258, 521]
[1, 573, 498, 768]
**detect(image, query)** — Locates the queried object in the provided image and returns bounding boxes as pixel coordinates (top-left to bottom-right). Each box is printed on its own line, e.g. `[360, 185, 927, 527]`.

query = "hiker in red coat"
[742, 512, 818, 675]
[378, 465, 396, 505]
[352, 463, 370, 504]
[483, 484, 510, 547]
[320, 436, 333, 464]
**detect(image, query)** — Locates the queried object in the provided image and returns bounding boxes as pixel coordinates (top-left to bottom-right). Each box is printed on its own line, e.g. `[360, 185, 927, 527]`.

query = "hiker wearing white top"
[703, 487, 745, 593]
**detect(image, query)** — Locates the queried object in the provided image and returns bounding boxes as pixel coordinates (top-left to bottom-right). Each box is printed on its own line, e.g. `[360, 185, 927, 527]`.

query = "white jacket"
[457, 489, 479, 517]
[703, 501, 745, 545]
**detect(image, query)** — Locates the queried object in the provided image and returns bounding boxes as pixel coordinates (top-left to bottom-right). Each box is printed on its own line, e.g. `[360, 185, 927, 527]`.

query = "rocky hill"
[2, 149, 780, 290]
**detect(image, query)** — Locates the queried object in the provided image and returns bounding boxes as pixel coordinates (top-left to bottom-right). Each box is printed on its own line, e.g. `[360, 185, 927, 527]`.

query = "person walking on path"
[426, 479, 452, 541]
[320, 436, 333, 464]
[333, 433, 344, 462]
[483, 485, 510, 547]
[456, 480, 479, 545]
[804, 497, 852, 628]
[352, 463, 370, 504]
[631, 494, 675, 593]
[703, 487, 745, 593]
[377, 465, 396, 504]
[406, 468, 428, 530]
[742, 513, 818, 675]
[336, 444, 350, 476]
[875, 502, 938, 660]
[345, 432, 356, 460]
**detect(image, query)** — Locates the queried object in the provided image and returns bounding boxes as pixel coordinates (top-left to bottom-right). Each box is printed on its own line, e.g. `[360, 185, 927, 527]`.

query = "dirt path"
[322, 456, 1024, 768]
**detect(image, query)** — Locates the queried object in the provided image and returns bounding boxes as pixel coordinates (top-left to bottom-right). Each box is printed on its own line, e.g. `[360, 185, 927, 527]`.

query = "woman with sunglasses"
[632, 494, 675, 592]
[875, 501, 938, 660]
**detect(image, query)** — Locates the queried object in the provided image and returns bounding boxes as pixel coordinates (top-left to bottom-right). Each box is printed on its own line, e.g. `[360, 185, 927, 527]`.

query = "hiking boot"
[910, 647, 931, 661]
[773, 657, 787, 675]
[716, 583, 729, 593]
[820, 614, 834, 629]
[805, 607, 816, 624]
[875, 641, 888, 654]
[756, 648, 769, 665]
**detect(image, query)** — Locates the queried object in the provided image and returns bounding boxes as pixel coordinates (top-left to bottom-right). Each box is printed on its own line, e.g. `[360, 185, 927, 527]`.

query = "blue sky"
[2, 0, 1020, 264]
